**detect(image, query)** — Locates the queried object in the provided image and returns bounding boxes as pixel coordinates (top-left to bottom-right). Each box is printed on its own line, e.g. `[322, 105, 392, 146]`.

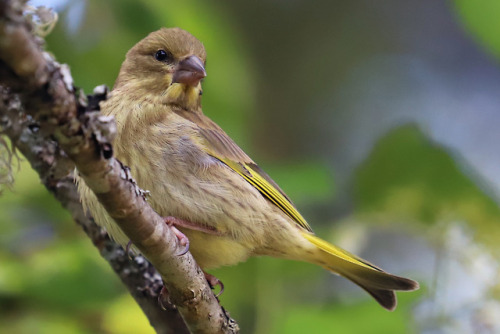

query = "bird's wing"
[175, 108, 312, 232]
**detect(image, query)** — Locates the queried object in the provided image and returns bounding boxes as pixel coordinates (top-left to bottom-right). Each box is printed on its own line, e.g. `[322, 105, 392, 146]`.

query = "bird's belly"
[141, 176, 264, 269]
[125, 160, 269, 264]
[114, 127, 274, 269]
[182, 230, 253, 269]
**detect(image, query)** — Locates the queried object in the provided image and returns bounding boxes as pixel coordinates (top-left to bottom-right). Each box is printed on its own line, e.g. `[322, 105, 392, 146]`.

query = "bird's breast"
[112, 107, 270, 242]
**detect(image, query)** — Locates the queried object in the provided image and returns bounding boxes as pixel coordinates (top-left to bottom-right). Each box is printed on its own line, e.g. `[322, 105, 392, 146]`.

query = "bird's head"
[114, 27, 207, 110]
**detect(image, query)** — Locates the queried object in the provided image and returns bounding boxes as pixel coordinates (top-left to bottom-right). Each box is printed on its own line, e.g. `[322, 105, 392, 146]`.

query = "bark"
[0, 1, 239, 333]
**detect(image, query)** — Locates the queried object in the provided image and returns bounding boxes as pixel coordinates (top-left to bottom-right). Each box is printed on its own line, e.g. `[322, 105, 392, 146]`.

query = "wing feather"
[173, 107, 312, 232]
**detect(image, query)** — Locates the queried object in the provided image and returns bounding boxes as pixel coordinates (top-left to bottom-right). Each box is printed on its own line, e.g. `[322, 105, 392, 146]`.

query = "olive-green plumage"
[77, 27, 418, 310]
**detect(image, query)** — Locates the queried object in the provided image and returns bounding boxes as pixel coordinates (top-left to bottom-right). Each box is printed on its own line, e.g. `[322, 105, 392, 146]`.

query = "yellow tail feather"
[301, 231, 419, 310]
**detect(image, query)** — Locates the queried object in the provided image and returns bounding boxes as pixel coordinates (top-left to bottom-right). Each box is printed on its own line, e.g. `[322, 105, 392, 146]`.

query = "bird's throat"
[164, 83, 201, 110]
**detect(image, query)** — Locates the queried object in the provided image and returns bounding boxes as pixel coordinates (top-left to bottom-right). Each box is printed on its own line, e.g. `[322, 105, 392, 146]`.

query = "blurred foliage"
[454, 0, 500, 59]
[355, 125, 500, 249]
[2, 0, 500, 333]
[263, 160, 334, 205]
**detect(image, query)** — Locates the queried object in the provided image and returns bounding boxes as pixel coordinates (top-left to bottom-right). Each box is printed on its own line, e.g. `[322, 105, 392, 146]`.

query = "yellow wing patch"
[221, 158, 312, 232]
[191, 113, 312, 232]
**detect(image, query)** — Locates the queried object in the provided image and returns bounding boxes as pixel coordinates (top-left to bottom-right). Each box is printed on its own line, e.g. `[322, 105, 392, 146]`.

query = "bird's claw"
[125, 240, 134, 259]
[204, 271, 224, 297]
[175, 239, 189, 256]
[157, 285, 176, 310]
[164, 216, 190, 256]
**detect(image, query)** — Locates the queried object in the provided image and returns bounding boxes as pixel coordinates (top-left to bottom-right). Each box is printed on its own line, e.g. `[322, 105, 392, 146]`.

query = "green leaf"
[355, 125, 500, 248]
[453, 0, 500, 59]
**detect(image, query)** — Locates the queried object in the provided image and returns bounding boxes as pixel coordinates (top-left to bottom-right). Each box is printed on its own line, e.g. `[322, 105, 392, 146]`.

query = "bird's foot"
[157, 285, 176, 310]
[164, 216, 223, 256]
[204, 271, 224, 297]
[157, 273, 223, 310]
[125, 240, 134, 259]
[164, 216, 191, 256]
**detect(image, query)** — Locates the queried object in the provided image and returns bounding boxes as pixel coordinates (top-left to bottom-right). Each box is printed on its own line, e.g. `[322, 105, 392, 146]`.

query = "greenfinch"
[77, 27, 418, 310]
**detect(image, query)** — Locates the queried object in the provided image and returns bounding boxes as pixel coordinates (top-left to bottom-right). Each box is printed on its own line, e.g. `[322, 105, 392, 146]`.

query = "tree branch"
[0, 1, 238, 333]
[0, 91, 189, 334]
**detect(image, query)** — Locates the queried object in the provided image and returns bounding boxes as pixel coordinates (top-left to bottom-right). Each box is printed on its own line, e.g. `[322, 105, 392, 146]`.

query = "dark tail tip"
[359, 275, 419, 310]
[365, 287, 397, 311]
[392, 275, 420, 291]
[339, 270, 419, 310]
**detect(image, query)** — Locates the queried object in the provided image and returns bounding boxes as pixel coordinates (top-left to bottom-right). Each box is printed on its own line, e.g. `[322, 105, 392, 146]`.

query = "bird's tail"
[301, 232, 419, 311]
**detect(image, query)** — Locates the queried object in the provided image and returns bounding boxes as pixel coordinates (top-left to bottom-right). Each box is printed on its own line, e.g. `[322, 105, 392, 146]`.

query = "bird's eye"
[155, 50, 172, 63]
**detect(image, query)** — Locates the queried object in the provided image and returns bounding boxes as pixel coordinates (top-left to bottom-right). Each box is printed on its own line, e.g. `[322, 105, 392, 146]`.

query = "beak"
[172, 55, 206, 86]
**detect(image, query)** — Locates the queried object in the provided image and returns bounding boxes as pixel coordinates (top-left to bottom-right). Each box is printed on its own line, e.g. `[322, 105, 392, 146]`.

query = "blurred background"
[1, 0, 500, 333]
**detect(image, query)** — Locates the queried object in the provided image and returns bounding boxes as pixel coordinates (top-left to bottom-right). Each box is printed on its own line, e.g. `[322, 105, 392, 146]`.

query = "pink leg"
[164, 216, 222, 256]
[126, 216, 218, 257]
[164, 216, 221, 235]
[164, 217, 191, 256]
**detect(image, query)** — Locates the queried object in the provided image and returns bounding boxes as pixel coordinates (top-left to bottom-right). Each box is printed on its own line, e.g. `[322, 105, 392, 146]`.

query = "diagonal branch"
[0, 1, 238, 333]
[0, 90, 189, 334]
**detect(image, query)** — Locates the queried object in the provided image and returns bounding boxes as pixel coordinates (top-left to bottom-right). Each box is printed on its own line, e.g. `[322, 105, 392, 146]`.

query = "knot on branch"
[53, 85, 115, 162]
[83, 111, 116, 159]
[79, 85, 114, 160]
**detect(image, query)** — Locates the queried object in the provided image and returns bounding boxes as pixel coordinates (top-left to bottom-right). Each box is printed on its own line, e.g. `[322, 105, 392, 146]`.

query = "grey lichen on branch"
[0, 0, 239, 333]
[0, 87, 190, 334]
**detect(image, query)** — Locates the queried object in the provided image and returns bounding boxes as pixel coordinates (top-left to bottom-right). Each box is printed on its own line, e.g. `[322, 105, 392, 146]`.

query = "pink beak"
[172, 55, 206, 86]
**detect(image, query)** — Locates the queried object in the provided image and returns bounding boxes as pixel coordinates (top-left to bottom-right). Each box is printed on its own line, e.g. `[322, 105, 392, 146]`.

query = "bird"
[77, 27, 419, 311]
